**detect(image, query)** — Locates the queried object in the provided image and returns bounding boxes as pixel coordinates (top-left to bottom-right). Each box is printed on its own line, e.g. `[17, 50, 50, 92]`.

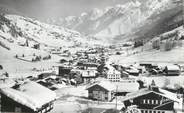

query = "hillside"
[0, 14, 102, 76]
[109, 26, 184, 65]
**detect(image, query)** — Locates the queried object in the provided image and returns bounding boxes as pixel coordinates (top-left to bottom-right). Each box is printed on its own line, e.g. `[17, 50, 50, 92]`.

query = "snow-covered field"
[109, 45, 184, 65]
[51, 85, 123, 113]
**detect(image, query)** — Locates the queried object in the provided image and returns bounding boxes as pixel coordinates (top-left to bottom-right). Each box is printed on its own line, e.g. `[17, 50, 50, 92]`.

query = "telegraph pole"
[115, 85, 118, 111]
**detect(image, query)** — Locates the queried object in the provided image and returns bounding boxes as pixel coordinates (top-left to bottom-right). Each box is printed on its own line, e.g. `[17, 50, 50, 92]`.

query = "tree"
[116, 51, 121, 55]
[0, 65, 3, 70]
[25, 39, 29, 47]
[151, 80, 156, 86]
[15, 54, 18, 58]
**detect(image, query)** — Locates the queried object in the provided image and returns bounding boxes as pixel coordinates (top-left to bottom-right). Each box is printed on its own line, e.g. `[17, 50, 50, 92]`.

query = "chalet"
[121, 86, 182, 113]
[164, 65, 180, 76]
[0, 81, 56, 113]
[86, 81, 116, 101]
[81, 69, 97, 84]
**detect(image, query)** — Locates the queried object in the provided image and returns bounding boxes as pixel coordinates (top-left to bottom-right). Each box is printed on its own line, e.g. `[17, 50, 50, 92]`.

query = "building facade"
[81, 69, 97, 83]
[107, 69, 121, 82]
[86, 81, 115, 101]
[122, 86, 181, 113]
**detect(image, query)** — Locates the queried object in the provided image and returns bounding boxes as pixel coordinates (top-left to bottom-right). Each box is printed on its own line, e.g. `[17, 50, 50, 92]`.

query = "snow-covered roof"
[126, 67, 139, 73]
[107, 69, 121, 75]
[166, 65, 180, 71]
[0, 81, 56, 111]
[86, 80, 116, 91]
[105, 63, 121, 75]
[114, 82, 139, 92]
[120, 87, 180, 103]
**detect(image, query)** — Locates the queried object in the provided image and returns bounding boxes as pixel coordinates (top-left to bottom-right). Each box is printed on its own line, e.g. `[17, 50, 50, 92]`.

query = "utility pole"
[115, 85, 118, 111]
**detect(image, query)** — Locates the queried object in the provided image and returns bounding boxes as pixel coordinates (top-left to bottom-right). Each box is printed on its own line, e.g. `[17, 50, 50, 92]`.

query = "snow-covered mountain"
[55, 0, 181, 43]
[0, 14, 100, 50]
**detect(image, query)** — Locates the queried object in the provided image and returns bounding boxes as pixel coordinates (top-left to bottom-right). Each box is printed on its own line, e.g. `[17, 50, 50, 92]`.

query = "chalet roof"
[0, 81, 56, 111]
[166, 65, 180, 71]
[125, 67, 139, 74]
[107, 69, 121, 75]
[120, 87, 180, 103]
[86, 80, 116, 91]
[104, 63, 121, 75]
[113, 81, 139, 92]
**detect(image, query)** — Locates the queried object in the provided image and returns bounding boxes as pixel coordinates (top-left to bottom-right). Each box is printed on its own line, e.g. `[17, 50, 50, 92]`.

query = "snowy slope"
[0, 14, 103, 76]
[4, 14, 84, 47]
[109, 26, 184, 65]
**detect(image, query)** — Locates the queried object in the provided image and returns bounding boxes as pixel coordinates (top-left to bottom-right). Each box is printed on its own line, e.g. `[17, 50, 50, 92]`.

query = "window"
[15, 107, 21, 112]
[143, 99, 146, 104]
[147, 99, 150, 104]
[149, 111, 152, 113]
[141, 110, 144, 113]
[156, 100, 158, 104]
[105, 97, 108, 100]
[158, 111, 160, 113]
[162, 111, 165, 113]
[153, 111, 156, 113]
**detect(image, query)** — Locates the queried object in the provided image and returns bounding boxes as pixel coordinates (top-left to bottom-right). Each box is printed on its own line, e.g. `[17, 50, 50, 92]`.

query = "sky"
[0, 0, 129, 20]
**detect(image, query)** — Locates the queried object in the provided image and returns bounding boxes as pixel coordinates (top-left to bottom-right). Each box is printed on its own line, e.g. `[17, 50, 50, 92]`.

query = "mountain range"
[47, 0, 183, 43]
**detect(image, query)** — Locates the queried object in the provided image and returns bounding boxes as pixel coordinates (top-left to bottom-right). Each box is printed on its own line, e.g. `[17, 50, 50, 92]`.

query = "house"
[164, 65, 180, 76]
[58, 66, 72, 77]
[107, 69, 121, 82]
[0, 81, 56, 113]
[120, 85, 182, 113]
[81, 69, 97, 84]
[86, 81, 116, 101]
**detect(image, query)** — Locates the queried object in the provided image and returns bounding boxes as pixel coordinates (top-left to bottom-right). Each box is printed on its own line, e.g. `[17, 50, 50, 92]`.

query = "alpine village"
[1, 0, 184, 113]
